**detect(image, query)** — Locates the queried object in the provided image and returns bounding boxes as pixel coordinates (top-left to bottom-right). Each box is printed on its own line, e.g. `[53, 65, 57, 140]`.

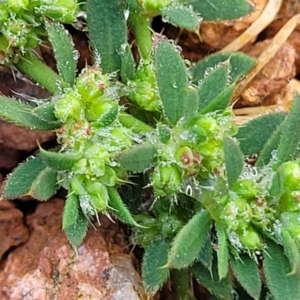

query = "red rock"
[0, 198, 146, 300]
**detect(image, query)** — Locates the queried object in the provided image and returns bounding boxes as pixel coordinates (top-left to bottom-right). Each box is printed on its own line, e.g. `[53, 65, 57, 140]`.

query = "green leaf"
[154, 40, 189, 125]
[224, 137, 244, 188]
[281, 228, 300, 275]
[30, 167, 58, 201]
[63, 193, 80, 229]
[1, 156, 46, 199]
[230, 254, 261, 300]
[216, 226, 229, 280]
[32, 102, 62, 127]
[64, 205, 89, 247]
[0, 95, 60, 130]
[120, 44, 136, 83]
[46, 21, 77, 86]
[167, 210, 212, 269]
[39, 147, 81, 171]
[171, 268, 191, 300]
[86, 0, 127, 74]
[142, 240, 170, 293]
[236, 113, 286, 156]
[116, 143, 157, 172]
[107, 187, 140, 227]
[200, 83, 234, 114]
[189, 0, 252, 21]
[197, 232, 213, 272]
[264, 239, 300, 300]
[198, 63, 229, 112]
[160, 5, 200, 31]
[125, 0, 142, 12]
[192, 52, 255, 84]
[183, 87, 199, 119]
[192, 261, 232, 300]
[276, 94, 300, 164]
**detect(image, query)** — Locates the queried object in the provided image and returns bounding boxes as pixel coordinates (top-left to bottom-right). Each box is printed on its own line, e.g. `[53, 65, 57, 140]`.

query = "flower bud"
[239, 227, 263, 250]
[85, 181, 109, 212]
[279, 161, 300, 191]
[7, 0, 29, 12]
[232, 178, 259, 200]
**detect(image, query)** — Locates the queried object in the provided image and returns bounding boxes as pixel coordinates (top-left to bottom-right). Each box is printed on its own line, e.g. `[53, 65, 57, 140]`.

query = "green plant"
[1, 0, 300, 299]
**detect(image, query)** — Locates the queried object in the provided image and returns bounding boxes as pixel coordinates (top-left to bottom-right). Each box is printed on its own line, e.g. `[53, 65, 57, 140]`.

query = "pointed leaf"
[116, 143, 157, 172]
[235, 113, 286, 156]
[198, 231, 213, 272]
[32, 102, 62, 127]
[154, 40, 189, 125]
[224, 137, 244, 188]
[120, 44, 136, 83]
[64, 206, 88, 247]
[160, 5, 200, 31]
[230, 254, 261, 300]
[192, 52, 255, 84]
[216, 226, 229, 280]
[0, 95, 59, 130]
[264, 239, 300, 300]
[276, 94, 300, 164]
[1, 156, 46, 199]
[171, 268, 191, 300]
[107, 187, 140, 227]
[39, 147, 81, 171]
[46, 21, 77, 86]
[198, 64, 229, 112]
[142, 240, 170, 293]
[189, 0, 252, 21]
[167, 210, 212, 269]
[200, 83, 234, 114]
[281, 228, 300, 275]
[192, 261, 232, 300]
[87, 0, 127, 74]
[63, 193, 80, 229]
[30, 167, 58, 201]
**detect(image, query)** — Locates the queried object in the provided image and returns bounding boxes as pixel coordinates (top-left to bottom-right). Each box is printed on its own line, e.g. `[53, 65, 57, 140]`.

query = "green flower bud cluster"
[139, 0, 172, 16]
[127, 60, 160, 111]
[0, 0, 78, 62]
[55, 66, 133, 216]
[151, 112, 237, 197]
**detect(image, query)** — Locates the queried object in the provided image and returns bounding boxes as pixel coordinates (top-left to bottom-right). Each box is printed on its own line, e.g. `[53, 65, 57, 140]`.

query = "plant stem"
[119, 112, 154, 134]
[15, 53, 60, 94]
[129, 13, 152, 60]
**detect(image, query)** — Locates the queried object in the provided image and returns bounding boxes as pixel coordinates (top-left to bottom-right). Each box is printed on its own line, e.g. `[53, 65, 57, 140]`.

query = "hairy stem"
[129, 13, 152, 60]
[15, 53, 60, 94]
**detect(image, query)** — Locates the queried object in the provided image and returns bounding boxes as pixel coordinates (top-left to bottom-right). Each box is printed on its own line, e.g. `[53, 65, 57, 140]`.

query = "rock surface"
[0, 199, 146, 300]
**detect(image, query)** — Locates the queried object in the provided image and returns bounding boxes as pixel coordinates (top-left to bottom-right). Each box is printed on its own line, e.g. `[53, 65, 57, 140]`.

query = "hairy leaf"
[32, 102, 61, 127]
[276, 94, 300, 164]
[224, 137, 244, 188]
[192, 261, 232, 300]
[63, 193, 80, 229]
[46, 21, 77, 86]
[231, 254, 261, 300]
[142, 240, 170, 293]
[30, 167, 58, 201]
[87, 0, 127, 73]
[161, 5, 200, 31]
[198, 64, 229, 112]
[264, 239, 300, 300]
[120, 43, 136, 83]
[167, 210, 212, 269]
[198, 232, 213, 272]
[116, 143, 157, 172]
[281, 228, 300, 275]
[171, 268, 190, 300]
[154, 40, 189, 125]
[107, 187, 140, 226]
[189, 0, 252, 21]
[183, 86, 199, 119]
[1, 156, 46, 199]
[0, 95, 60, 130]
[192, 52, 255, 84]
[39, 147, 81, 171]
[64, 206, 88, 247]
[216, 226, 229, 280]
[236, 113, 286, 156]
[200, 83, 234, 114]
